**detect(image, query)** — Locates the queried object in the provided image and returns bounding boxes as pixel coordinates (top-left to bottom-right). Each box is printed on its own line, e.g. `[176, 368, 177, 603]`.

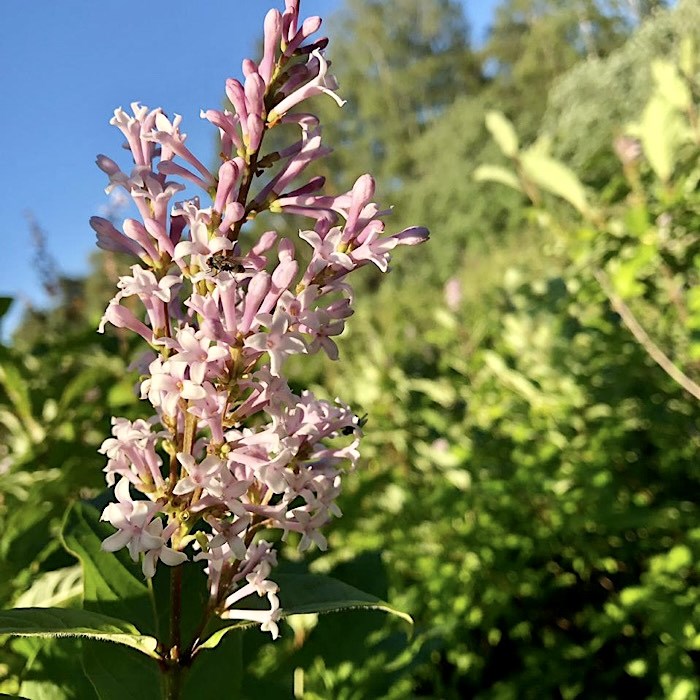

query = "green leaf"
[473, 165, 522, 192]
[197, 573, 412, 652]
[61, 501, 158, 639]
[0, 695, 30, 699]
[0, 608, 158, 658]
[629, 95, 689, 183]
[651, 59, 691, 111]
[0, 296, 12, 322]
[14, 566, 82, 609]
[183, 631, 242, 699]
[14, 637, 97, 700]
[680, 36, 695, 79]
[60, 501, 165, 698]
[0, 348, 44, 443]
[81, 641, 162, 700]
[485, 110, 519, 158]
[520, 150, 589, 216]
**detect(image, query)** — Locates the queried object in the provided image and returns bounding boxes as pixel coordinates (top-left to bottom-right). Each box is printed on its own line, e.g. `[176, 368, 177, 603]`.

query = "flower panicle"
[93, 0, 428, 639]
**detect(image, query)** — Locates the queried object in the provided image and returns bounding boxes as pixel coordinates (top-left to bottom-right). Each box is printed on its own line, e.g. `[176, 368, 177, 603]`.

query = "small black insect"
[206, 252, 244, 274]
[341, 413, 368, 435]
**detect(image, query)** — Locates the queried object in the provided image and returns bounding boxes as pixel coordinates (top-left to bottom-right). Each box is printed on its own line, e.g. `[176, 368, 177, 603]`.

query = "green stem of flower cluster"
[163, 563, 184, 699]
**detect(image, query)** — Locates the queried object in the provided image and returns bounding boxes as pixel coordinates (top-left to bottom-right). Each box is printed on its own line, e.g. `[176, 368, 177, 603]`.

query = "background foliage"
[2, 0, 699, 697]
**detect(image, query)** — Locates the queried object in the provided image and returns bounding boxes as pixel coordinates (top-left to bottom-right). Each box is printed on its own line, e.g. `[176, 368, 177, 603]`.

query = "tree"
[481, 0, 629, 138]
[314, 0, 481, 194]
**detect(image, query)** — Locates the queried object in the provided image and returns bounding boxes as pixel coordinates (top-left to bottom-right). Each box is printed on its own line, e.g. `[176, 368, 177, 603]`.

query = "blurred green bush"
[245, 13, 700, 700]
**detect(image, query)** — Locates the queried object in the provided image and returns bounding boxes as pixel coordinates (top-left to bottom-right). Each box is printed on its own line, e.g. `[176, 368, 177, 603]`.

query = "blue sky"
[0, 0, 498, 334]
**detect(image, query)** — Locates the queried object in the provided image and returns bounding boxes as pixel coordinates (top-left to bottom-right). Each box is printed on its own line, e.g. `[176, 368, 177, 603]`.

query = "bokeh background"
[2, 0, 700, 698]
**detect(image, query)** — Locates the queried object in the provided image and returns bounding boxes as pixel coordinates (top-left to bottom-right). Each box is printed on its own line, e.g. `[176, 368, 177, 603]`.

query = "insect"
[341, 413, 368, 435]
[206, 252, 245, 274]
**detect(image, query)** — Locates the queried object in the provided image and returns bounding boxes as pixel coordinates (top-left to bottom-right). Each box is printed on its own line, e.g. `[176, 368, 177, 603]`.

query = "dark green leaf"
[81, 641, 162, 700]
[0, 607, 158, 658]
[0, 296, 12, 322]
[14, 637, 97, 700]
[0, 347, 44, 443]
[183, 631, 242, 699]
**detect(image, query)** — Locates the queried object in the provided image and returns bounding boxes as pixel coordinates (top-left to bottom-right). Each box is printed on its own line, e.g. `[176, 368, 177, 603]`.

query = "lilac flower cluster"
[91, 0, 428, 639]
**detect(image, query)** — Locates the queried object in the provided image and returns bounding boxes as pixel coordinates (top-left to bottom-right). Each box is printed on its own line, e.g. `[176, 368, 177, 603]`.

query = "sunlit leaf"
[473, 164, 522, 192]
[485, 110, 519, 157]
[0, 608, 158, 658]
[629, 95, 689, 183]
[652, 59, 691, 111]
[14, 566, 82, 609]
[520, 150, 589, 216]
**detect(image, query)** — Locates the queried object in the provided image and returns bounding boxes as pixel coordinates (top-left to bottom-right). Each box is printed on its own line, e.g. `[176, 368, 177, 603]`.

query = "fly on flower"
[342, 413, 368, 435]
[206, 252, 245, 274]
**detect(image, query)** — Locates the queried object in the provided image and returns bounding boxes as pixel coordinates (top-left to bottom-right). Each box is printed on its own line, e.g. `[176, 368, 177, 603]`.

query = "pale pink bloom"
[444, 277, 462, 311]
[220, 590, 281, 639]
[161, 326, 229, 385]
[258, 257, 299, 316]
[187, 390, 228, 444]
[109, 103, 159, 168]
[158, 160, 211, 191]
[343, 174, 376, 239]
[283, 15, 322, 57]
[349, 225, 429, 274]
[90, 216, 142, 258]
[95, 154, 134, 194]
[147, 112, 214, 186]
[121, 218, 160, 263]
[299, 226, 354, 282]
[173, 453, 224, 497]
[113, 267, 180, 333]
[278, 286, 321, 334]
[142, 529, 188, 579]
[252, 129, 330, 207]
[98, 300, 152, 342]
[200, 108, 243, 155]
[283, 506, 329, 551]
[130, 174, 186, 227]
[268, 50, 345, 122]
[214, 160, 242, 213]
[101, 478, 186, 578]
[244, 308, 307, 376]
[219, 200, 247, 235]
[205, 517, 250, 560]
[239, 271, 272, 333]
[100, 417, 165, 489]
[306, 309, 345, 360]
[259, 9, 282, 84]
[141, 358, 208, 417]
[117, 266, 180, 303]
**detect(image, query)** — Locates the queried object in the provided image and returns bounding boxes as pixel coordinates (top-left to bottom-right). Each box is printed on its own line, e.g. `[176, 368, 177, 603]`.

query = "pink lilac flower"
[95, 0, 428, 640]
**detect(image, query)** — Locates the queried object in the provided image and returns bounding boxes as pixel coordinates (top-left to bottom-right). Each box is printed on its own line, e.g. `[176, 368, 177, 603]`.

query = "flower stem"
[164, 563, 184, 700]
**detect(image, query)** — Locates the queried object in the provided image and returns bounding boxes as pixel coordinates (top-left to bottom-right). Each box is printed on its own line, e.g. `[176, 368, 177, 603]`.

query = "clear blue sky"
[0, 0, 498, 334]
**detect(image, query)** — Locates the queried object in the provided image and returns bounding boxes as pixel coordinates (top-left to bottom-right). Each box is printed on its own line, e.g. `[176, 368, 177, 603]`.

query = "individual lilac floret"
[94, 0, 428, 641]
[101, 478, 187, 578]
